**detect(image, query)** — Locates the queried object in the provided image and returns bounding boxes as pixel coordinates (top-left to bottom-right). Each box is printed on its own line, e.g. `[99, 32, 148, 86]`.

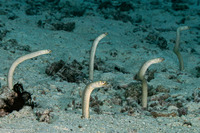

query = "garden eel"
[137, 57, 164, 108]
[173, 26, 189, 71]
[89, 33, 108, 81]
[82, 80, 108, 119]
[8, 50, 51, 90]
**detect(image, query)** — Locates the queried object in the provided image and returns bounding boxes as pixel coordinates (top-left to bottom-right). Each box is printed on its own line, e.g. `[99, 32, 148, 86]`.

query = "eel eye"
[101, 81, 107, 85]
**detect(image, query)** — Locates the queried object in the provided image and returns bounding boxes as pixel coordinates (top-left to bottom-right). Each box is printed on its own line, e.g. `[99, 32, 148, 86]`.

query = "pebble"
[168, 105, 178, 112]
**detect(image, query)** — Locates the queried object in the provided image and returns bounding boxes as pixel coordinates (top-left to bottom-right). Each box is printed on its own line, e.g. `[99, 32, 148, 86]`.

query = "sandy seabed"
[0, 0, 200, 132]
